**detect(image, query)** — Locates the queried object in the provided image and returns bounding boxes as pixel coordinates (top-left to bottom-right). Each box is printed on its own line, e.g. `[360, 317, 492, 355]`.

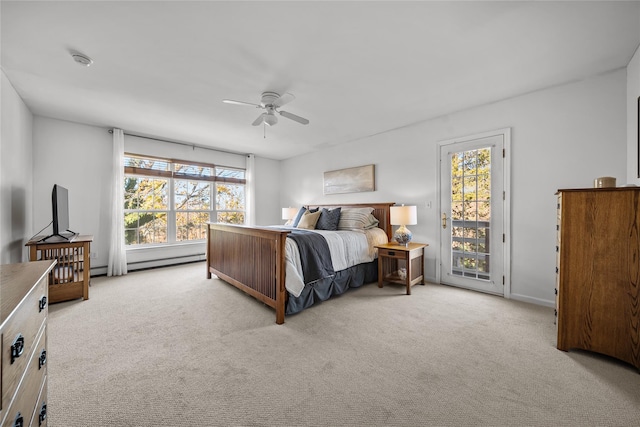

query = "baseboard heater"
[91, 253, 206, 276]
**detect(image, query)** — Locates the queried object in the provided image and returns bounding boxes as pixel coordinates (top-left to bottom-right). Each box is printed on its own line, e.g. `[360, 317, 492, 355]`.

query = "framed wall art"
[323, 164, 375, 195]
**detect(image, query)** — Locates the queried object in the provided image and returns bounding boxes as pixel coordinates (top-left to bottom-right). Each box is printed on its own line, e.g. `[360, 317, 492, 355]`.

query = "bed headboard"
[304, 202, 395, 240]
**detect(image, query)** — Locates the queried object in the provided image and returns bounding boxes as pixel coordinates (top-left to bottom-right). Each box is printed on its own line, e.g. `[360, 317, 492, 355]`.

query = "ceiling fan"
[223, 92, 310, 127]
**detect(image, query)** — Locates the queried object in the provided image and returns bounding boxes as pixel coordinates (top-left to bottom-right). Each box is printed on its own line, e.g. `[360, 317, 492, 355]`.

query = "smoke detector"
[71, 52, 93, 67]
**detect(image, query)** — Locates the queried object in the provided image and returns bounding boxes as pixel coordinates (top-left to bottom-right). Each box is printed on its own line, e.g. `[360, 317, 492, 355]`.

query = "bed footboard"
[207, 223, 289, 324]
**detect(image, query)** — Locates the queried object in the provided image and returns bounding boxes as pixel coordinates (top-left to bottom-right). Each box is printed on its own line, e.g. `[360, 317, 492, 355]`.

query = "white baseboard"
[91, 266, 108, 276]
[91, 253, 206, 277]
[510, 293, 555, 308]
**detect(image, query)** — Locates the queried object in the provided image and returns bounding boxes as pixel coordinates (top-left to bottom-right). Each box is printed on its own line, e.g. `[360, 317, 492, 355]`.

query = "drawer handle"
[39, 402, 47, 426]
[14, 412, 23, 427]
[39, 349, 47, 369]
[388, 251, 395, 256]
[39, 295, 47, 312]
[11, 334, 25, 364]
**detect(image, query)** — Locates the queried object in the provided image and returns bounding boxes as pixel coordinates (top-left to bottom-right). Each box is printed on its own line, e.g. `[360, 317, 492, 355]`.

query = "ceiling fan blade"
[223, 99, 261, 108]
[252, 113, 266, 126]
[273, 93, 295, 108]
[279, 110, 309, 125]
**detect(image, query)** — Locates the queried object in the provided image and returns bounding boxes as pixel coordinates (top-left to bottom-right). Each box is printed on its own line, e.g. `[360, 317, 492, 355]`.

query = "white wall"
[253, 156, 281, 226]
[32, 117, 112, 270]
[125, 135, 246, 169]
[627, 45, 640, 184]
[31, 118, 282, 273]
[281, 69, 628, 306]
[1, 71, 34, 264]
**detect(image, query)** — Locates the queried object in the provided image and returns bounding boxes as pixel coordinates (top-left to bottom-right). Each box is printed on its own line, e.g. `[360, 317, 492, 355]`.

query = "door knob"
[442, 212, 448, 229]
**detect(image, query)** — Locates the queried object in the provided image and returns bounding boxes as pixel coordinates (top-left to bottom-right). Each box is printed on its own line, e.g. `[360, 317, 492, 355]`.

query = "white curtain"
[107, 128, 128, 276]
[245, 154, 256, 226]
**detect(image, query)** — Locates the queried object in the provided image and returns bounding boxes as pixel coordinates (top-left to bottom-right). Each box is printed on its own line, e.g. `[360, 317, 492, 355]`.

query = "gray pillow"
[315, 207, 342, 231]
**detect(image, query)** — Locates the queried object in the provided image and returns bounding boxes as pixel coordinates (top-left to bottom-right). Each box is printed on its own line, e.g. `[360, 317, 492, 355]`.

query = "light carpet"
[47, 262, 640, 426]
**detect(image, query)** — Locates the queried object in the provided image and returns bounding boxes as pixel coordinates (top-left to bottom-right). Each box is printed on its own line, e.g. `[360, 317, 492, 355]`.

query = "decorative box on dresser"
[555, 187, 640, 371]
[0, 260, 55, 427]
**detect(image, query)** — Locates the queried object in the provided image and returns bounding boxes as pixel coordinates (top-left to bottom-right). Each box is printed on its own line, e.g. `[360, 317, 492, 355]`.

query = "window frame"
[124, 153, 246, 247]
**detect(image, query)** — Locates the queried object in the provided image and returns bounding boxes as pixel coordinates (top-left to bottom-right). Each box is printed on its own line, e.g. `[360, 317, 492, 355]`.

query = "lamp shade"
[390, 205, 417, 225]
[282, 207, 298, 220]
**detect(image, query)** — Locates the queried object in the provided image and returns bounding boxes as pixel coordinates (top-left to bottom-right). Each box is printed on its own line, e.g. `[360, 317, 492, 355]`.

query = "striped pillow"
[337, 207, 379, 230]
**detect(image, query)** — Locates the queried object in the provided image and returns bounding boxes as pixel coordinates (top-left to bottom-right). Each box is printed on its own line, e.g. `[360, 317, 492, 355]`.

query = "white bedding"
[284, 227, 389, 297]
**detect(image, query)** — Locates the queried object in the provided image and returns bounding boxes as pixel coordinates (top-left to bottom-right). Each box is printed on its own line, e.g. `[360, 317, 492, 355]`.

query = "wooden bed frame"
[206, 202, 394, 324]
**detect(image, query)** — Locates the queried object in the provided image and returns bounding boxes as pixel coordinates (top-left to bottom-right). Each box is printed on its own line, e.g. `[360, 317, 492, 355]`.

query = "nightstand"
[375, 242, 427, 295]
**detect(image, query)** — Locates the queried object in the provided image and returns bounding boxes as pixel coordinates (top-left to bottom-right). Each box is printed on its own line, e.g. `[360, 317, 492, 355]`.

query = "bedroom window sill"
[125, 240, 205, 251]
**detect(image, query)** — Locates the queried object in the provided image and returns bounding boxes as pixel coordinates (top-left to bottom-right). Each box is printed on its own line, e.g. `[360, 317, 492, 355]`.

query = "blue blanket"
[286, 229, 335, 284]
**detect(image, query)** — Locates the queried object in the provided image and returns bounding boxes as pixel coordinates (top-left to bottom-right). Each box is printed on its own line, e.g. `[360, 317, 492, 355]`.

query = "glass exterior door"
[440, 133, 505, 295]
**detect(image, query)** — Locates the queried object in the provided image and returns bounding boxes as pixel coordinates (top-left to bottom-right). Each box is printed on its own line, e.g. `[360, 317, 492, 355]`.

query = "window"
[450, 147, 491, 280]
[124, 154, 245, 246]
[124, 176, 169, 245]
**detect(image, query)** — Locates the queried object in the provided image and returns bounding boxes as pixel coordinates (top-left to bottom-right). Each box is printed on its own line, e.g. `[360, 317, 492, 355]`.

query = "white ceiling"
[2, 1, 639, 160]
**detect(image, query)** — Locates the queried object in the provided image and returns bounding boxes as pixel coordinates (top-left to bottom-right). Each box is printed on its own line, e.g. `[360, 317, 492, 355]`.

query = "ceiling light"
[263, 113, 278, 126]
[71, 52, 93, 67]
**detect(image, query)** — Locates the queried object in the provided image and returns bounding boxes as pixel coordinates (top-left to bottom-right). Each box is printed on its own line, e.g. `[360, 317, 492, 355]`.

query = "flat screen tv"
[43, 184, 76, 241]
[52, 184, 70, 235]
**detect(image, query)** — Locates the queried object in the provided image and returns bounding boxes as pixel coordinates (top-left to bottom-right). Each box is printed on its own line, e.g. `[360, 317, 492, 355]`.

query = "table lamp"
[390, 205, 417, 246]
[282, 207, 298, 225]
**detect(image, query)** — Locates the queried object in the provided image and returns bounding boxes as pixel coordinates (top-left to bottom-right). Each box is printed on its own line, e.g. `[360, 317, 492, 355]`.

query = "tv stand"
[39, 229, 78, 243]
[26, 234, 93, 303]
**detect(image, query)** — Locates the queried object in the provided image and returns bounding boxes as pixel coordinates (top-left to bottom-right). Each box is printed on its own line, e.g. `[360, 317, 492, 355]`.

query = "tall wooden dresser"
[555, 188, 640, 371]
[0, 260, 55, 427]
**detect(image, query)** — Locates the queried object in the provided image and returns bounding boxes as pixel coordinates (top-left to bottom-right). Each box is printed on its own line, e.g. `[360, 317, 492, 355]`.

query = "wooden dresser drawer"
[1, 275, 47, 414]
[2, 325, 47, 427]
[1, 261, 53, 427]
[32, 377, 47, 427]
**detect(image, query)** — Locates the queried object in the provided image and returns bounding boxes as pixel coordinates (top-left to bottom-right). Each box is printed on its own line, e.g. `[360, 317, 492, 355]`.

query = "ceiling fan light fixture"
[224, 91, 308, 127]
[263, 113, 278, 126]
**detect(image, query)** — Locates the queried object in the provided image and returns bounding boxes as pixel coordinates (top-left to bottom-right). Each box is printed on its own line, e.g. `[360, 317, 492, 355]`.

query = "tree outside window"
[450, 148, 491, 277]
[216, 183, 245, 224]
[123, 155, 246, 246]
[124, 176, 168, 245]
[175, 179, 211, 241]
